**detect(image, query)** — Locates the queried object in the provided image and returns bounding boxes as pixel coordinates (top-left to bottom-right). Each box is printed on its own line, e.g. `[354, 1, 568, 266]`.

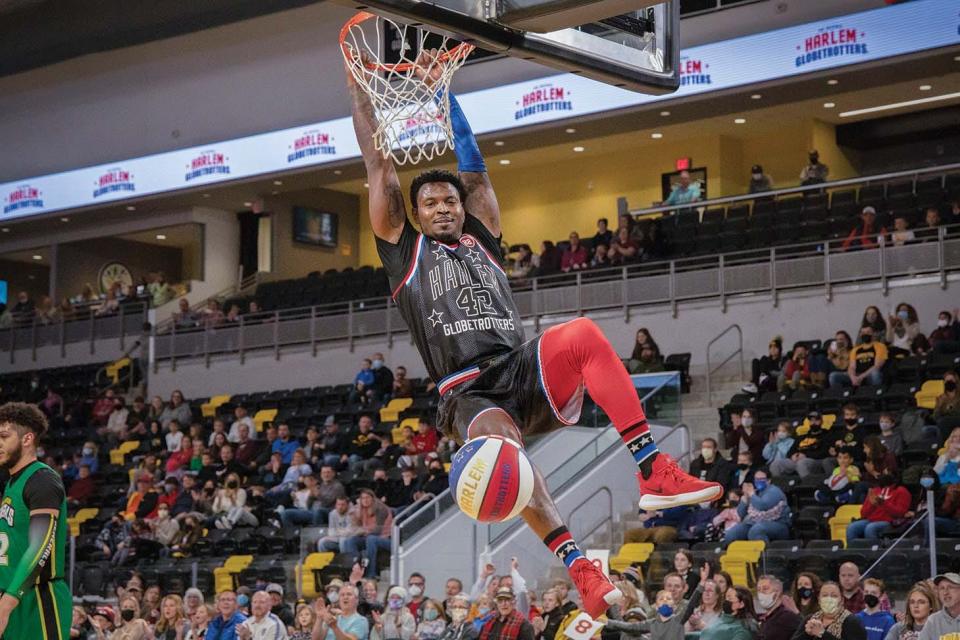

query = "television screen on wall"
[0, 280, 6, 305]
[293, 207, 338, 248]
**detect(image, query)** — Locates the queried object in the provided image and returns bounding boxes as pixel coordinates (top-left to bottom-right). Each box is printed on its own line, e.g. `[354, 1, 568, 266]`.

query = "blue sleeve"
[448, 94, 485, 173]
[737, 500, 748, 519]
[664, 189, 678, 206]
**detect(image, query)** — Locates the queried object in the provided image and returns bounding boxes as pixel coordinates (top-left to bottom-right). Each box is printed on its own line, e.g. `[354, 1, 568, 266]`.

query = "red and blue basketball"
[449, 435, 535, 522]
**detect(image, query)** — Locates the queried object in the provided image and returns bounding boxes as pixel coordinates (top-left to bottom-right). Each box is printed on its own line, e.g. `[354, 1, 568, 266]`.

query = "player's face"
[0, 423, 27, 469]
[415, 182, 465, 243]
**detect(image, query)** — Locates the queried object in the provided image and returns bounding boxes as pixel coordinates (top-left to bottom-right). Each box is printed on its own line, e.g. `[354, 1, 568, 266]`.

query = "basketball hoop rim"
[339, 11, 475, 73]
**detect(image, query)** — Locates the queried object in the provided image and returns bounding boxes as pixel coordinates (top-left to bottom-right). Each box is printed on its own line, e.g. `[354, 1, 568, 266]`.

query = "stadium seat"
[105, 357, 131, 384]
[610, 542, 654, 572]
[720, 541, 764, 588]
[68, 507, 99, 537]
[297, 552, 336, 598]
[829, 505, 863, 543]
[916, 380, 944, 410]
[202, 394, 232, 418]
[213, 555, 254, 593]
[254, 408, 278, 432]
[380, 398, 414, 422]
[109, 440, 140, 466]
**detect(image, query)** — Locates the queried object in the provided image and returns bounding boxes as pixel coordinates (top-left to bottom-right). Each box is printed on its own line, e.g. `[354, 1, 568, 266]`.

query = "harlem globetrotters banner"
[1, 0, 958, 220]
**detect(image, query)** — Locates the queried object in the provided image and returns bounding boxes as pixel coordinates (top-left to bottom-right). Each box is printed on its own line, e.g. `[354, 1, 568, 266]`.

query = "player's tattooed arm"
[345, 55, 406, 243]
[460, 171, 502, 237]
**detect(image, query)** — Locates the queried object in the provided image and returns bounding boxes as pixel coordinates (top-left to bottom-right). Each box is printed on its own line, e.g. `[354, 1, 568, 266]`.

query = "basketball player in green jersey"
[0, 402, 70, 640]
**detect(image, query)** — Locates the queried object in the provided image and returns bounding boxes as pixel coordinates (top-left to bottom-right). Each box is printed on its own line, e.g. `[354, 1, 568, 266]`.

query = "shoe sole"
[639, 484, 723, 511]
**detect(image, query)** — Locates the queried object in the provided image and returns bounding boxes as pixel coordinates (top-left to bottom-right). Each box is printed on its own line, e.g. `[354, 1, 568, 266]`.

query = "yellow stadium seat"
[380, 398, 414, 422]
[214, 555, 254, 592]
[202, 394, 232, 418]
[796, 414, 836, 436]
[916, 380, 944, 410]
[109, 440, 140, 466]
[610, 542, 654, 572]
[829, 504, 863, 543]
[106, 358, 131, 384]
[399, 417, 419, 430]
[444, 462, 451, 473]
[254, 409, 278, 432]
[720, 541, 765, 588]
[298, 552, 335, 598]
[68, 508, 100, 536]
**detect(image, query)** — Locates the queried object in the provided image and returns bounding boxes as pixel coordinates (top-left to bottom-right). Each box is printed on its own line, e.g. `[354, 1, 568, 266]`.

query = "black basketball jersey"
[377, 214, 525, 392]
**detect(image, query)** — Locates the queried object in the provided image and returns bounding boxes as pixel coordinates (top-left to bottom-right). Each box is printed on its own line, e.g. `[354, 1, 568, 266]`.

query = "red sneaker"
[638, 453, 723, 511]
[569, 558, 622, 619]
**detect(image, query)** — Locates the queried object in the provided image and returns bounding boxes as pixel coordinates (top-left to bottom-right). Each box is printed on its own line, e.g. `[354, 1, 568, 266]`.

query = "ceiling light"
[750, 94, 762, 100]
[1, 228, 8, 233]
[839, 91, 960, 118]
[60, 217, 69, 222]
[651, 132, 663, 139]
[827, 79, 838, 85]
[243, 201, 252, 207]
[494, 141, 505, 146]
[573, 146, 585, 152]
[565, 128, 576, 133]
[919, 84, 932, 91]
[823, 102, 836, 109]
[32, 255, 42, 260]
[202, 193, 211, 198]
[273, 180, 283, 186]
[334, 169, 342, 175]
[126, 205, 136, 211]
[156, 234, 167, 240]
[659, 110, 670, 116]
[499, 159, 511, 165]
[955, 55, 960, 62]
[734, 118, 746, 124]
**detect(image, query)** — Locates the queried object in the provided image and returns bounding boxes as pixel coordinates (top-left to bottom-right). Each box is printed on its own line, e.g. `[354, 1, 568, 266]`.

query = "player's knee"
[569, 316, 603, 341]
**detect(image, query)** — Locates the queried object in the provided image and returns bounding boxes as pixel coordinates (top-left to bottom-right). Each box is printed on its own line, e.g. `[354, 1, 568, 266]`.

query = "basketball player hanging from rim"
[344, 49, 722, 618]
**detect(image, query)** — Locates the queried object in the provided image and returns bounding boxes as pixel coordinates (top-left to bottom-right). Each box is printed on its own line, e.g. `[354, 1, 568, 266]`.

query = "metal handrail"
[628, 161, 960, 218]
[705, 324, 744, 406]
[658, 421, 693, 468]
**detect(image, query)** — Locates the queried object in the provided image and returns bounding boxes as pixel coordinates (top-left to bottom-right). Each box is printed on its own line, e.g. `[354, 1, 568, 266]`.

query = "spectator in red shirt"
[67, 464, 97, 507]
[846, 473, 911, 541]
[413, 418, 439, 455]
[842, 206, 887, 251]
[92, 388, 116, 426]
[608, 226, 640, 265]
[560, 232, 588, 272]
[779, 343, 812, 391]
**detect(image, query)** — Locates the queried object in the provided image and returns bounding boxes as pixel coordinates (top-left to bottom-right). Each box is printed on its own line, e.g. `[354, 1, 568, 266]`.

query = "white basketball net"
[340, 12, 474, 165]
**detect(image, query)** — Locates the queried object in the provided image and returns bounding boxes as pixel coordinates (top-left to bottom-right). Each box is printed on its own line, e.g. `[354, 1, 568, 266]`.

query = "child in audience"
[856, 578, 896, 640]
[831, 404, 867, 462]
[763, 421, 795, 466]
[815, 448, 860, 505]
[877, 413, 904, 458]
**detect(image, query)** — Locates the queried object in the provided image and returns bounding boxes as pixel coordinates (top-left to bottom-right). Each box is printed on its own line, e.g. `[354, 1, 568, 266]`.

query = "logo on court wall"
[288, 130, 337, 163]
[795, 25, 868, 68]
[679, 57, 712, 86]
[93, 168, 136, 198]
[184, 150, 231, 182]
[2, 184, 44, 214]
[514, 83, 573, 121]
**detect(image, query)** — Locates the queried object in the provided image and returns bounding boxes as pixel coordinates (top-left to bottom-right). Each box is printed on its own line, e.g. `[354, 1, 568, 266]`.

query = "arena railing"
[0, 300, 148, 365]
[151, 226, 959, 369]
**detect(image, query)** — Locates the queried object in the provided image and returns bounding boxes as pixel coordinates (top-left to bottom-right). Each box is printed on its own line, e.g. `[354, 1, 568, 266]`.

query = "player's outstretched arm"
[345, 58, 407, 244]
[448, 93, 502, 237]
[0, 509, 58, 633]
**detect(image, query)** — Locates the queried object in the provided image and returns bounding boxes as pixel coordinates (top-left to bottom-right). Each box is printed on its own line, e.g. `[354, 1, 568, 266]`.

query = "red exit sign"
[675, 157, 692, 171]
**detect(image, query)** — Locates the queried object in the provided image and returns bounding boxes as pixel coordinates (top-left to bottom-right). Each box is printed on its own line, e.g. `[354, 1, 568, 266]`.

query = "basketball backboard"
[346, 0, 679, 94]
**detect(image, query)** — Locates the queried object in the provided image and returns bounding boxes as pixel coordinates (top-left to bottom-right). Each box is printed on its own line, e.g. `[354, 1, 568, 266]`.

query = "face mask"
[741, 417, 753, 428]
[947, 380, 958, 393]
[864, 595, 880, 609]
[757, 593, 777, 611]
[754, 479, 768, 492]
[939, 319, 950, 328]
[861, 334, 873, 344]
[845, 418, 858, 427]
[451, 610, 468, 624]
[819, 596, 841, 615]
[372, 359, 384, 369]
[238, 594, 250, 607]
[327, 590, 339, 603]
[408, 585, 423, 598]
[920, 476, 936, 489]
[752, 173, 762, 180]
[776, 432, 788, 441]
[388, 598, 404, 610]
[121, 609, 136, 622]
[82, 447, 93, 456]
[898, 310, 909, 321]
[738, 463, 750, 471]
[798, 587, 814, 600]
[701, 448, 715, 461]
[477, 607, 490, 617]
[722, 601, 736, 616]
[657, 604, 674, 618]
[424, 609, 439, 621]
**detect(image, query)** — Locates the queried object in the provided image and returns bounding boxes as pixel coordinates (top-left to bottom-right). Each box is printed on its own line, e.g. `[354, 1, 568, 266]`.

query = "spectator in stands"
[815, 447, 859, 505]
[931, 311, 959, 353]
[265, 448, 312, 504]
[412, 417, 439, 457]
[531, 590, 566, 640]
[207, 418, 228, 445]
[67, 464, 97, 507]
[790, 573, 822, 618]
[589, 242, 611, 269]
[534, 241, 561, 277]
[272, 423, 299, 465]
[887, 302, 920, 344]
[934, 372, 960, 441]
[207, 591, 246, 640]
[935, 428, 960, 486]
[315, 584, 370, 640]
[509, 244, 535, 279]
[779, 343, 812, 391]
[200, 299, 225, 329]
[379, 585, 417, 640]
[710, 489, 742, 537]
[799, 150, 829, 185]
[628, 344, 664, 374]
[756, 575, 801, 640]
[631, 328, 661, 362]
[794, 581, 866, 640]
[233, 424, 260, 470]
[855, 579, 895, 640]
[886, 582, 939, 640]
[831, 327, 886, 388]
[685, 574, 722, 633]
[160, 390, 192, 429]
[416, 457, 449, 501]
[174, 298, 199, 329]
[729, 451, 757, 490]
[842, 206, 887, 252]
[689, 438, 735, 488]
[369, 352, 395, 403]
[826, 331, 853, 383]
[211, 472, 258, 529]
[746, 336, 785, 394]
[923, 574, 960, 640]
[624, 505, 691, 544]
[702, 586, 757, 640]
[847, 471, 911, 542]
[345, 489, 394, 578]
[855, 436, 898, 500]
[560, 232, 588, 272]
[258, 452, 285, 487]
[150, 503, 180, 549]
[237, 590, 286, 639]
[890, 213, 916, 246]
[38, 386, 62, 419]
[247, 301, 262, 315]
[126, 395, 148, 427]
[393, 366, 414, 399]
[837, 563, 866, 615]
[11, 290, 35, 325]
[724, 408, 765, 464]
[166, 419, 185, 453]
[877, 413, 904, 458]
[723, 469, 791, 544]
[664, 170, 702, 207]
[591, 218, 613, 250]
[318, 496, 356, 552]
[114, 594, 153, 639]
[608, 226, 640, 266]
[930, 476, 960, 538]
[346, 416, 384, 472]
[416, 600, 448, 640]
[917, 207, 943, 241]
[763, 422, 795, 467]
[318, 419, 347, 468]
[351, 359, 376, 405]
[92, 388, 117, 426]
[749, 164, 774, 194]
[479, 587, 533, 640]
[96, 286, 120, 317]
[228, 406, 255, 443]
[265, 583, 294, 628]
[224, 304, 242, 324]
[861, 306, 887, 337]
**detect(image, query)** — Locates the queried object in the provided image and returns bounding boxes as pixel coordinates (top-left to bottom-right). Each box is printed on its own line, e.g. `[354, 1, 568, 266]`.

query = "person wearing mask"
[700, 586, 756, 640]
[935, 372, 960, 443]
[886, 582, 939, 640]
[846, 474, 911, 541]
[887, 303, 921, 344]
[723, 469, 792, 544]
[376, 586, 416, 640]
[832, 327, 887, 388]
[918, 573, 960, 640]
[416, 600, 448, 640]
[237, 591, 288, 640]
[800, 150, 829, 185]
[312, 584, 370, 640]
[790, 574, 822, 618]
[832, 405, 868, 463]
[877, 413, 904, 458]
[757, 575, 801, 640]
[745, 337, 785, 394]
[724, 408, 765, 467]
[931, 311, 960, 354]
[729, 451, 757, 490]
[771, 411, 834, 478]
[112, 595, 153, 640]
[370, 353, 395, 403]
[749, 164, 774, 193]
[792, 582, 866, 640]
[605, 580, 701, 639]
[211, 473, 258, 529]
[688, 438, 734, 488]
[405, 573, 427, 618]
[763, 422, 796, 467]
[838, 563, 866, 614]
[855, 579, 894, 640]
